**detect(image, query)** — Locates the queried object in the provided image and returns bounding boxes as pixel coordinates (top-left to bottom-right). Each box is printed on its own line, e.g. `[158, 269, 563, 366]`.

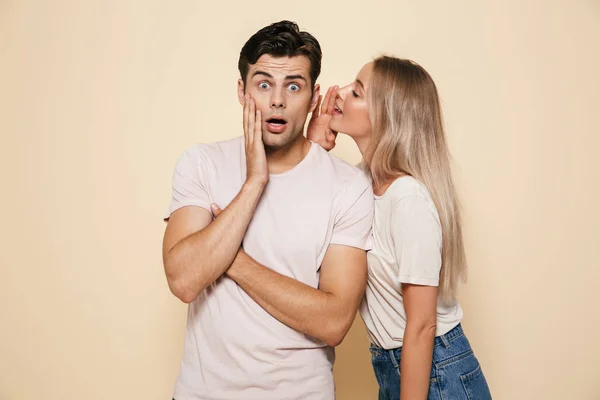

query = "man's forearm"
[165, 180, 265, 302]
[399, 324, 436, 400]
[226, 251, 355, 347]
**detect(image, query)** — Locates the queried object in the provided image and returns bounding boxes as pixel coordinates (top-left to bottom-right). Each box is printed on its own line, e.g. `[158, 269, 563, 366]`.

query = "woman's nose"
[336, 84, 352, 100]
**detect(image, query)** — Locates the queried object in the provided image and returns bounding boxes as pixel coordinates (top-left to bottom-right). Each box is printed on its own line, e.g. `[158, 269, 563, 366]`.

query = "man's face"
[238, 55, 320, 149]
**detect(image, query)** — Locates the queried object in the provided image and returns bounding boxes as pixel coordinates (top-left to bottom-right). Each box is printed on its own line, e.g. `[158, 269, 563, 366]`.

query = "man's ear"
[237, 79, 245, 106]
[309, 84, 321, 113]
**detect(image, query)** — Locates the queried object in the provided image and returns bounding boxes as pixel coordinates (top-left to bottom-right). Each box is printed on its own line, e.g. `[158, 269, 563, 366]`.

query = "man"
[163, 21, 373, 400]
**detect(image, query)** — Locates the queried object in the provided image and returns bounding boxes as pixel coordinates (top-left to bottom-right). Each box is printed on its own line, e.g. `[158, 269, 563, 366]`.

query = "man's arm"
[163, 181, 265, 303]
[163, 97, 268, 303]
[210, 158, 373, 345]
[225, 244, 367, 347]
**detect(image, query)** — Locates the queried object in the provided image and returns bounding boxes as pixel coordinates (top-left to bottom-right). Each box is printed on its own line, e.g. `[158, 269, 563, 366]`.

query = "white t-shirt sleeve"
[392, 195, 442, 286]
[330, 175, 374, 250]
[164, 147, 212, 220]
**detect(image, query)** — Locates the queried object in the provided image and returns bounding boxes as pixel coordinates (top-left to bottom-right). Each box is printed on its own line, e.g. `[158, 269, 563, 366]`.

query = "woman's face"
[329, 62, 374, 143]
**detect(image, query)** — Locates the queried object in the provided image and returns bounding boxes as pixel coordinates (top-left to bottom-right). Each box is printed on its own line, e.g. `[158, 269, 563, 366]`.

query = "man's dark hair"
[238, 20, 322, 88]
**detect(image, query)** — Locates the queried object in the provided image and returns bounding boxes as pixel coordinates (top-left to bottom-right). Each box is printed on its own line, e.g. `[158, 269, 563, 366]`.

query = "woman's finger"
[311, 95, 323, 120]
[322, 87, 332, 115]
[325, 86, 338, 115]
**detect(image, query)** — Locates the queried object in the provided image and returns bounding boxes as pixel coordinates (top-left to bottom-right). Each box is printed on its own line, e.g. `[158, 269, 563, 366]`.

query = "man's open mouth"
[266, 117, 288, 133]
[267, 118, 287, 125]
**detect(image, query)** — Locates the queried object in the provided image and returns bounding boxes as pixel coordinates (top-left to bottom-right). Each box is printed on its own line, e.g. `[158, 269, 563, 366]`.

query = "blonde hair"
[366, 56, 467, 303]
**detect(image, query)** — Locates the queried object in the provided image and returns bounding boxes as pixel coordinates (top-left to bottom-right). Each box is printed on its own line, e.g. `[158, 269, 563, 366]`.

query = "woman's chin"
[336, 130, 357, 139]
[329, 122, 342, 135]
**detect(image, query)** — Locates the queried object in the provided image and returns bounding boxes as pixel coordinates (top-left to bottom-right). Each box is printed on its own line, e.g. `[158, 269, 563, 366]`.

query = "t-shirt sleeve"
[164, 147, 212, 220]
[392, 195, 442, 286]
[330, 175, 374, 250]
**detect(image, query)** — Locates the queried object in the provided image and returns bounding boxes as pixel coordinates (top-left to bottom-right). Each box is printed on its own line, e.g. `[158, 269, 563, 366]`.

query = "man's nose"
[270, 89, 286, 109]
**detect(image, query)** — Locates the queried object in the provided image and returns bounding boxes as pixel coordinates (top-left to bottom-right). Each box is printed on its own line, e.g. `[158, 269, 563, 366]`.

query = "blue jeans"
[370, 324, 491, 400]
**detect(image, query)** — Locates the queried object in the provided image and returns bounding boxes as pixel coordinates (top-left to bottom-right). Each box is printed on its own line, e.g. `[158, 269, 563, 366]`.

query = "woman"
[308, 56, 492, 400]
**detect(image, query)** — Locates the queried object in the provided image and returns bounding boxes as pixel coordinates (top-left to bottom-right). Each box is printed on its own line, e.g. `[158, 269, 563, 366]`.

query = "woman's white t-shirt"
[360, 176, 463, 350]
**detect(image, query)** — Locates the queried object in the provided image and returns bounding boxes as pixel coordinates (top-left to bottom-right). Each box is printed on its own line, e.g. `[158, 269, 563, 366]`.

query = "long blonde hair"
[366, 56, 467, 303]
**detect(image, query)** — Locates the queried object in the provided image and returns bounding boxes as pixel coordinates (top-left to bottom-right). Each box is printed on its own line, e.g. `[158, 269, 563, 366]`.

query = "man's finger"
[254, 108, 262, 144]
[210, 203, 223, 218]
[248, 98, 255, 146]
[243, 94, 250, 146]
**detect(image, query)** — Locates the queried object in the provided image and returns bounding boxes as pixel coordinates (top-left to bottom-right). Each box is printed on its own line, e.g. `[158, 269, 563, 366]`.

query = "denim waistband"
[371, 323, 464, 351]
[434, 323, 463, 348]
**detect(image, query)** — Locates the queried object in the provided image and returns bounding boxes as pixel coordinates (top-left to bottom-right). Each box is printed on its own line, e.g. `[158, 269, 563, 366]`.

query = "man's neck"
[265, 135, 312, 175]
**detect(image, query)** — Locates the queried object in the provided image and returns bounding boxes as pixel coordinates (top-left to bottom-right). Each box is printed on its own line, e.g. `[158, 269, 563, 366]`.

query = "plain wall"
[1, 0, 599, 399]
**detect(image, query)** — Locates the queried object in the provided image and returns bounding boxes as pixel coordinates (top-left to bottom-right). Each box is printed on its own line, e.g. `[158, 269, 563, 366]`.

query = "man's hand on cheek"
[242, 94, 269, 186]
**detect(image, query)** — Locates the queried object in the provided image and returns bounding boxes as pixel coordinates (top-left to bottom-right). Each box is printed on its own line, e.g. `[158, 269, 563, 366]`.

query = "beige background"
[1, 0, 599, 399]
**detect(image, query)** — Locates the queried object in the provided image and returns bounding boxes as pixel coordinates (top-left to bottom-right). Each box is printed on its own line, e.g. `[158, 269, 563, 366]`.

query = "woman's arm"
[400, 283, 438, 400]
[389, 194, 443, 399]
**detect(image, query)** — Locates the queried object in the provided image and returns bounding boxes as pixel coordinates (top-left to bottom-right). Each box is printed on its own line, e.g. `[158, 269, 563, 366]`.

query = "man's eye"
[288, 84, 300, 92]
[259, 82, 270, 90]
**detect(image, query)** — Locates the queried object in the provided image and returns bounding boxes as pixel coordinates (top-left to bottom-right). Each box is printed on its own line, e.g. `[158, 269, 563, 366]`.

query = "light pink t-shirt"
[360, 176, 463, 350]
[165, 137, 374, 400]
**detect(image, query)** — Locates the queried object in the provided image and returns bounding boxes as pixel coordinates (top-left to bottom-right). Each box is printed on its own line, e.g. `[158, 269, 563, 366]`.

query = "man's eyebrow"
[285, 74, 307, 82]
[251, 71, 308, 83]
[252, 71, 274, 79]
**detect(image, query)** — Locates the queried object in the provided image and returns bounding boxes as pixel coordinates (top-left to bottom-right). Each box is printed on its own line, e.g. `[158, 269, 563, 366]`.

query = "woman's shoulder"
[386, 175, 432, 202]
[386, 176, 441, 229]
